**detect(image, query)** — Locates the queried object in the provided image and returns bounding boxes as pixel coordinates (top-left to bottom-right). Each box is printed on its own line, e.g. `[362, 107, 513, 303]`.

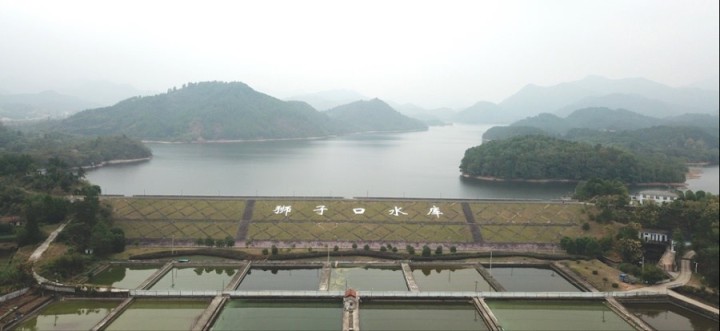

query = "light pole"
[474, 280, 478, 293]
[490, 250, 493, 274]
[694, 262, 698, 273]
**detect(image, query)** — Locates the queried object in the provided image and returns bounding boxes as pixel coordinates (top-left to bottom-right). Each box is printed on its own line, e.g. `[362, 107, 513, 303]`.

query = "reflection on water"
[624, 302, 719, 331]
[211, 300, 340, 331]
[361, 302, 490, 331]
[487, 300, 634, 331]
[490, 267, 581, 292]
[90, 265, 158, 289]
[237, 268, 322, 290]
[105, 300, 208, 331]
[329, 267, 407, 291]
[86, 125, 719, 198]
[14, 300, 119, 331]
[411, 267, 495, 292]
[150, 267, 236, 291]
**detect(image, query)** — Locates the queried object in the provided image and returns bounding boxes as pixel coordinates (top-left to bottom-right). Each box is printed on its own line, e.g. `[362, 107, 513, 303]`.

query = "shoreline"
[140, 128, 428, 144]
[81, 156, 152, 170]
[460, 174, 686, 187]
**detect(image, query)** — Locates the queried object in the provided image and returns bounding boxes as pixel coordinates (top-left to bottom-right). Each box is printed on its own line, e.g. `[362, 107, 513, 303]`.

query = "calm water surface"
[149, 267, 236, 291]
[90, 265, 159, 289]
[236, 268, 322, 291]
[360, 302, 489, 331]
[14, 299, 119, 331]
[86, 125, 719, 198]
[487, 300, 634, 331]
[105, 300, 208, 331]
[411, 267, 495, 292]
[211, 300, 340, 331]
[329, 267, 407, 291]
[624, 302, 719, 331]
[87, 125, 576, 199]
[490, 267, 581, 292]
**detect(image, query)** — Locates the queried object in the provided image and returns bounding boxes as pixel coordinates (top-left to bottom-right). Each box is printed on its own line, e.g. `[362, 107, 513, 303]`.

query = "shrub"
[450, 246, 457, 254]
[435, 246, 443, 255]
[582, 223, 590, 231]
[380, 246, 387, 252]
[271, 245, 278, 255]
[421, 245, 431, 257]
[333, 245, 339, 252]
[262, 248, 269, 255]
[363, 244, 370, 251]
[406, 245, 415, 255]
[592, 270, 598, 275]
[352, 243, 358, 250]
[612, 283, 619, 288]
[392, 247, 398, 253]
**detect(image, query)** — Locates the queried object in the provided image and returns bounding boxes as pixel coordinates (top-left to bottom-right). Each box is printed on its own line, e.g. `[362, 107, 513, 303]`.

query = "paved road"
[28, 222, 68, 263]
[632, 250, 718, 316]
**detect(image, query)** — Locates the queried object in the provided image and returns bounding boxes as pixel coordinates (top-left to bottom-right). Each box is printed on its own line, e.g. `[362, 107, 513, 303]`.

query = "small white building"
[632, 190, 678, 204]
[638, 229, 670, 243]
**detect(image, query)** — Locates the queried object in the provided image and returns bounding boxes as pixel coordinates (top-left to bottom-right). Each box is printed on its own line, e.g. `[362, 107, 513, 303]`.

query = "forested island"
[460, 135, 687, 184]
[58, 81, 427, 142]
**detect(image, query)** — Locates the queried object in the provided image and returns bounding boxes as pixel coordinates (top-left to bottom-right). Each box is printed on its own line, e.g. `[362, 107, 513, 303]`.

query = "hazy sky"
[1, 0, 718, 108]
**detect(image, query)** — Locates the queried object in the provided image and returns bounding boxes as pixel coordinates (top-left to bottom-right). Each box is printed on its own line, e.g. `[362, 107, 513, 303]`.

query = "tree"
[619, 238, 643, 263]
[406, 245, 415, 255]
[271, 245, 278, 255]
[421, 245, 431, 257]
[435, 246, 443, 255]
[224, 236, 235, 247]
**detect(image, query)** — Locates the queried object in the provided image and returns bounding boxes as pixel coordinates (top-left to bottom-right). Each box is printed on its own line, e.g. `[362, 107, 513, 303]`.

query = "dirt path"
[28, 222, 68, 263]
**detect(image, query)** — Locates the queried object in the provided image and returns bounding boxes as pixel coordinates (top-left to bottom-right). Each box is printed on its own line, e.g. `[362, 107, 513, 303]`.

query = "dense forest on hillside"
[460, 135, 686, 183]
[325, 98, 427, 133]
[566, 126, 719, 164]
[484, 125, 718, 164]
[1, 123, 151, 167]
[59, 81, 427, 142]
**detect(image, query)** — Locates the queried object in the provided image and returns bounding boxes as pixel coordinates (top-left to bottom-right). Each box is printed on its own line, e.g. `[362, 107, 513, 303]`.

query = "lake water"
[85, 125, 719, 198]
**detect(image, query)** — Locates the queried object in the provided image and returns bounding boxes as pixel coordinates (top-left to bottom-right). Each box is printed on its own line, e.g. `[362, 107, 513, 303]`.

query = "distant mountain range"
[485, 107, 719, 137]
[0, 91, 98, 120]
[454, 75, 719, 124]
[325, 99, 427, 133]
[482, 107, 719, 164]
[287, 89, 369, 111]
[59, 81, 426, 142]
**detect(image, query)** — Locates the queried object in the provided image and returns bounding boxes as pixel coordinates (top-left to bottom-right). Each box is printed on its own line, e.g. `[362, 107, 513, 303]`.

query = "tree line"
[460, 135, 687, 184]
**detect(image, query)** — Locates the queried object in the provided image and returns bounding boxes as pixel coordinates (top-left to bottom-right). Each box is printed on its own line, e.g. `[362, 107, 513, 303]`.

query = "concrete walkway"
[630, 250, 718, 317]
[28, 222, 68, 263]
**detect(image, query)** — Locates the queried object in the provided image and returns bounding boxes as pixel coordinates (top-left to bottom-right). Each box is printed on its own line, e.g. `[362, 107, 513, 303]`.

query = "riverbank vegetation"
[460, 135, 686, 184]
[1, 123, 150, 168]
[568, 179, 718, 289]
[0, 146, 130, 289]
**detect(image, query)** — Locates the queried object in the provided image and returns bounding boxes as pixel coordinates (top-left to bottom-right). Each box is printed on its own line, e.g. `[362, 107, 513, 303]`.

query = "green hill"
[60, 81, 340, 142]
[460, 135, 686, 184]
[325, 98, 428, 133]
